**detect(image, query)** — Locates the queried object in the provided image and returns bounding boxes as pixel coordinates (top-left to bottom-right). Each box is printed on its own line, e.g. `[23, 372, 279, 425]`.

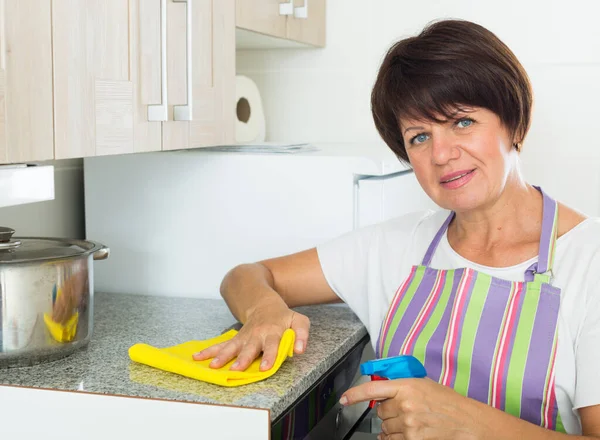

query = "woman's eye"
[456, 118, 474, 128]
[410, 133, 429, 145]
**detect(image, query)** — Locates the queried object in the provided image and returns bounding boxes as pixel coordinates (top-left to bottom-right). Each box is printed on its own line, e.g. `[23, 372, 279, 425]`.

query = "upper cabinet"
[236, 0, 326, 49]
[54, 0, 235, 158]
[159, 0, 236, 151]
[0, 1, 54, 164]
[134, 0, 235, 153]
[0, 0, 323, 165]
[236, 0, 287, 41]
[286, 0, 326, 47]
[0, 0, 235, 165]
[52, 0, 134, 159]
[131, 0, 162, 154]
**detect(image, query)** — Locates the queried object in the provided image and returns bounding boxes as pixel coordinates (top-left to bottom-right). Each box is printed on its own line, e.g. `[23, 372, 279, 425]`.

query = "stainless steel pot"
[0, 227, 109, 368]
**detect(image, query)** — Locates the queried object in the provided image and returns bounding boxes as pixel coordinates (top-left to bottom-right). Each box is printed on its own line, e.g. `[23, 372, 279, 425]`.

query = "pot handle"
[93, 246, 110, 261]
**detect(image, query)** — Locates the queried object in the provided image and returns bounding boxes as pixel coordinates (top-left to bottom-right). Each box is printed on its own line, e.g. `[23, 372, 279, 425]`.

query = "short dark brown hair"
[371, 19, 533, 163]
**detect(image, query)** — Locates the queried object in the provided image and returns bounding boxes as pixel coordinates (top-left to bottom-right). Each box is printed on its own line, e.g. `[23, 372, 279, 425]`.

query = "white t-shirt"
[317, 209, 600, 435]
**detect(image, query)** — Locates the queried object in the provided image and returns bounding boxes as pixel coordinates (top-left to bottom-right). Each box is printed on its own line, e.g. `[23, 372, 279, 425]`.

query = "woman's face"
[401, 106, 518, 213]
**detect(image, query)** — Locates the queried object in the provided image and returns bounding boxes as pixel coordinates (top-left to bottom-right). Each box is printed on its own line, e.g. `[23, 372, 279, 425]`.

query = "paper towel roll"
[235, 75, 266, 144]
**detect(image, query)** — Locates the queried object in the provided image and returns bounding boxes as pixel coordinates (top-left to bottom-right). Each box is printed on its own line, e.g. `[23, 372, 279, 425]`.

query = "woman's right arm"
[192, 248, 341, 371]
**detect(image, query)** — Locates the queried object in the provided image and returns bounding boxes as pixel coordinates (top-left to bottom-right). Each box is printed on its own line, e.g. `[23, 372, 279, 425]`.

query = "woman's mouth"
[439, 169, 476, 189]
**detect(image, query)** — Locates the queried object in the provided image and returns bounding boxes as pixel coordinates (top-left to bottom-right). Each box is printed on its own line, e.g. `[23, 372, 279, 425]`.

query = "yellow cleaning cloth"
[44, 311, 79, 342]
[44, 285, 79, 343]
[128, 329, 295, 387]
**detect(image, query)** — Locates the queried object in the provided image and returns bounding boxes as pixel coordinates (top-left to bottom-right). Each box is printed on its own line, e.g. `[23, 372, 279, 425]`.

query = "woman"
[194, 20, 600, 438]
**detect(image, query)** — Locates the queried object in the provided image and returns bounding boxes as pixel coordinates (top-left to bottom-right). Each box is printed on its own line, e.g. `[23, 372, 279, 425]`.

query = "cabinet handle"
[173, 0, 192, 121]
[279, 0, 294, 16]
[294, 0, 308, 19]
[147, 0, 168, 121]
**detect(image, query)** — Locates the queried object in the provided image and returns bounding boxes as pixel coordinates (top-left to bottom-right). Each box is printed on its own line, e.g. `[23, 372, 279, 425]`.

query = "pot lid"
[0, 227, 102, 263]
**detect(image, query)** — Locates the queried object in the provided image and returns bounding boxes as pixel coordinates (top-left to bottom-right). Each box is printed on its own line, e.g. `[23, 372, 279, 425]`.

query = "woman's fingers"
[192, 341, 226, 361]
[192, 312, 311, 372]
[259, 334, 282, 371]
[229, 341, 262, 371]
[290, 313, 310, 354]
[208, 340, 242, 368]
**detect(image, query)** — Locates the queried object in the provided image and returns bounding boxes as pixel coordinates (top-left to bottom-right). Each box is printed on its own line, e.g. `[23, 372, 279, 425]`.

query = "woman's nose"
[430, 132, 459, 165]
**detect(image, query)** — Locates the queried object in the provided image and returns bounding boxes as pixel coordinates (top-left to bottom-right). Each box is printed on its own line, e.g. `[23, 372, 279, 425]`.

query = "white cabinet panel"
[0, 385, 269, 440]
[358, 171, 437, 228]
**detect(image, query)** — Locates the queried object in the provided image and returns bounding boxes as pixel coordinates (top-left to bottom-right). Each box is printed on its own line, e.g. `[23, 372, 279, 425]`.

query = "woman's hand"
[340, 377, 481, 440]
[192, 297, 310, 372]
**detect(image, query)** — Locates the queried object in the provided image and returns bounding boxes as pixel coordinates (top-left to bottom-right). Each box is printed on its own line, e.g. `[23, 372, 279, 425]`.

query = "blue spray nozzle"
[360, 355, 427, 380]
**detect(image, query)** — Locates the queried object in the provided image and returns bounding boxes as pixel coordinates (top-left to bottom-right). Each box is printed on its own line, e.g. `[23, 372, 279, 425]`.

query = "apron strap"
[525, 186, 559, 281]
[422, 211, 455, 266]
[422, 187, 558, 278]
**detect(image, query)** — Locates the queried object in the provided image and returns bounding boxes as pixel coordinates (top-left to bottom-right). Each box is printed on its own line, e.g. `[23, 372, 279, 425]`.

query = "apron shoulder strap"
[422, 187, 558, 276]
[422, 211, 455, 266]
[525, 186, 559, 279]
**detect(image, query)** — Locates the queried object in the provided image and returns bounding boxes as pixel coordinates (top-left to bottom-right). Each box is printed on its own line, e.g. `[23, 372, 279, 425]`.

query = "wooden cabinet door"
[236, 0, 287, 40]
[163, 0, 235, 151]
[131, 0, 163, 153]
[53, 0, 134, 159]
[0, 0, 54, 164]
[287, 0, 326, 47]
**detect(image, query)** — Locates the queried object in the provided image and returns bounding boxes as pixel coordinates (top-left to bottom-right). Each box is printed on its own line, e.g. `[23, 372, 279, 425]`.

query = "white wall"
[237, 0, 600, 216]
[0, 159, 85, 238]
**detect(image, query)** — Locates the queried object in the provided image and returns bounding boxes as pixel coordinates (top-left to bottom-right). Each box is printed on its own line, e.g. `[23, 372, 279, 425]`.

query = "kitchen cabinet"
[286, 0, 326, 47]
[131, 0, 162, 153]
[0, 0, 327, 164]
[237, 0, 287, 41]
[0, 1, 54, 164]
[0, 0, 235, 164]
[160, 0, 236, 151]
[236, 0, 326, 49]
[55, 0, 235, 158]
[135, 0, 235, 153]
[52, 0, 134, 159]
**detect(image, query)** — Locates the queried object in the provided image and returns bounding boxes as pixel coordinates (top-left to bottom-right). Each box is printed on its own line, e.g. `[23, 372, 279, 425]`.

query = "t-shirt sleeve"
[315, 210, 436, 333]
[316, 224, 379, 309]
[574, 280, 600, 409]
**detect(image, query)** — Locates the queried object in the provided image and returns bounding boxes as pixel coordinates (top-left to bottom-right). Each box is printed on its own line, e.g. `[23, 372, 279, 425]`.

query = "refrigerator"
[83, 142, 436, 300]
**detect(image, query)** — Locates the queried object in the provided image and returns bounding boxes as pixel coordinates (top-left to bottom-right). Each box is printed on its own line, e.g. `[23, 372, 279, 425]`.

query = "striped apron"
[375, 187, 565, 432]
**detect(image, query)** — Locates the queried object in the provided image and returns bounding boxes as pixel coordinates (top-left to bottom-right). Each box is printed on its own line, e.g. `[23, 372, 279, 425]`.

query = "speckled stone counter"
[0, 292, 368, 421]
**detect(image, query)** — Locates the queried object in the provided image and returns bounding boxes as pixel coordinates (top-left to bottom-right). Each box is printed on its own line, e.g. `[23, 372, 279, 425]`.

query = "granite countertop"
[0, 292, 368, 421]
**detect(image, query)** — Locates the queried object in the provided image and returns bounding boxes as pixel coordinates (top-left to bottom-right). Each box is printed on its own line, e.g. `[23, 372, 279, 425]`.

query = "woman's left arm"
[340, 378, 600, 439]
